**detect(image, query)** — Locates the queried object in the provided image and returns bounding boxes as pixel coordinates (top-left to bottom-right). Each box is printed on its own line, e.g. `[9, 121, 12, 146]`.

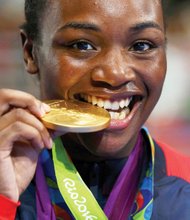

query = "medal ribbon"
[36, 128, 153, 219]
[104, 133, 143, 219]
[52, 137, 108, 220]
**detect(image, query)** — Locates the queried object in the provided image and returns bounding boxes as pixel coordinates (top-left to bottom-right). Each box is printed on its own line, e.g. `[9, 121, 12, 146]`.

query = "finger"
[0, 89, 50, 117]
[0, 122, 47, 155]
[0, 108, 53, 149]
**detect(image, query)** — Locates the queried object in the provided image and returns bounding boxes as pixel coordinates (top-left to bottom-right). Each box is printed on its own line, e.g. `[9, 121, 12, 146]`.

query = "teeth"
[109, 108, 130, 120]
[80, 94, 132, 119]
[92, 96, 98, 105]
[112, 101, 120, 110]
[88, 96, 92, 103]
[104, 100, 112, 109]
[84, 95, 131, 110]
[97, 98, 104, 108]
[125, 98, 131, 107]
[119, 100, 125, 108]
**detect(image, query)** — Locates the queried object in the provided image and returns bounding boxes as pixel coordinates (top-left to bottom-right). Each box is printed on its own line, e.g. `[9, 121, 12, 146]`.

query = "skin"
[0, 89, 52, 201]
[0, 0, 166, 201]
[32, 0, 166, 157]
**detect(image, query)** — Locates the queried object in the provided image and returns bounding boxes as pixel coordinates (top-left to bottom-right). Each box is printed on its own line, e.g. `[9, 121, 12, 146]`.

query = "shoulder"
[155, 140, 190, 183]
[151, 141, 190, 220]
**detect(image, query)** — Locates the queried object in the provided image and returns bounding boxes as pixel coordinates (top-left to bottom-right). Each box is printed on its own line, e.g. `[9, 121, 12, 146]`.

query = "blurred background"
[0, 0, 189, 154]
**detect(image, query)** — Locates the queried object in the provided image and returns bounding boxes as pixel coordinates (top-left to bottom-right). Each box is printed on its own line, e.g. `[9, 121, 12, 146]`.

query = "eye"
[130, 41, 155, 53]
[69, 41, 95, 51]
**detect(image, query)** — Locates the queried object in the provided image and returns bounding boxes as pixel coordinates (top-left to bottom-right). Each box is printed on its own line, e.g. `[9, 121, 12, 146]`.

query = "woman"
[0, 0, 190, 219]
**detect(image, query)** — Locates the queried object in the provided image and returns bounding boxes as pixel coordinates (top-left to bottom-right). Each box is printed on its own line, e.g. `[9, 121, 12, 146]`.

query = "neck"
[61, 132, 141, 162]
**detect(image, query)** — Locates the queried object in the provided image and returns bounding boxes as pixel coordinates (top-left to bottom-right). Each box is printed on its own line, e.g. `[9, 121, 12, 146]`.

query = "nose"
[91, 48, 135, 87]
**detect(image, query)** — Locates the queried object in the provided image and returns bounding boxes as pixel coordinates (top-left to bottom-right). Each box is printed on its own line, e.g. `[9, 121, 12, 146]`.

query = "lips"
[76, 94, 142, 120]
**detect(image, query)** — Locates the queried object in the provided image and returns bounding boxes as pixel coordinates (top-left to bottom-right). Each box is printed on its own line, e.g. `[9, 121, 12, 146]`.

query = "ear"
[20, 29, 39, 74]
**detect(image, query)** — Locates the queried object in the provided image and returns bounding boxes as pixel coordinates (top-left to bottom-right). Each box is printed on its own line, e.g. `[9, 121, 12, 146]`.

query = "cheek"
[43, 55, 89, 99]
[58, 59, 89, 98]
[144, 54, 167, 96]
[152, 57, 166, 93]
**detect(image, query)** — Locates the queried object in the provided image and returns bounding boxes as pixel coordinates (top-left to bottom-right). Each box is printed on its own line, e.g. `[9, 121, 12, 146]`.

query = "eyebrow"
[58, 22, 101, 32]
[130, 21, 164, 33]
[57, 21, 163, 34]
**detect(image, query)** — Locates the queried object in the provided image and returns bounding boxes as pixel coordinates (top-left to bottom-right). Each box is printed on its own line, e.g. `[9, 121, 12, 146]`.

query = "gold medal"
[42, 100, 110, 132]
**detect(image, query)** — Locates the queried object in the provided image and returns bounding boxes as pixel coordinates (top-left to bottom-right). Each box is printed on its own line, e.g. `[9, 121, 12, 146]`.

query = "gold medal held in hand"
[42, 100, 110, 132]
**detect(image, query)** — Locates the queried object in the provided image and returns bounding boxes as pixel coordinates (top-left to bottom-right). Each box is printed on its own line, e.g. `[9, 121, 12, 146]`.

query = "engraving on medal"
[42, 100, 110, 132]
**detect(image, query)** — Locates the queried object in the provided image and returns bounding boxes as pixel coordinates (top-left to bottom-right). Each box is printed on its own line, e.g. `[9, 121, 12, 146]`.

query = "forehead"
[43, 0, 164, 35]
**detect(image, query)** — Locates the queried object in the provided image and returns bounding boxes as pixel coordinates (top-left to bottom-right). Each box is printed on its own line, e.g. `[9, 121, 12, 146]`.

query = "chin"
[77, 129, 137, 159]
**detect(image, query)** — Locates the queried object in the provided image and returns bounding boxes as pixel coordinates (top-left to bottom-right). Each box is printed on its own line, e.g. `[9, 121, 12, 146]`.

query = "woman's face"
[33, 0, 166, 158]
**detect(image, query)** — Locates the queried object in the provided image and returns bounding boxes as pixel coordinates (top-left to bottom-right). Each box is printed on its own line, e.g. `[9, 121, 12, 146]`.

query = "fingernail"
[47, 138, 53, 149]
[40, 105, 46, 117]
[42, 103, 51, 112]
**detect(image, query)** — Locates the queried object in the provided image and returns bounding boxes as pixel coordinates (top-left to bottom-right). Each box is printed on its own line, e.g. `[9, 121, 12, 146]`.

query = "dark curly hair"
[22, 0, 168, 42]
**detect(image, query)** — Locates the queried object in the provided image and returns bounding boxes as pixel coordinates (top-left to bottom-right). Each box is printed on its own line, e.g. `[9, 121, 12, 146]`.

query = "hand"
[0, 89, 53, 202]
